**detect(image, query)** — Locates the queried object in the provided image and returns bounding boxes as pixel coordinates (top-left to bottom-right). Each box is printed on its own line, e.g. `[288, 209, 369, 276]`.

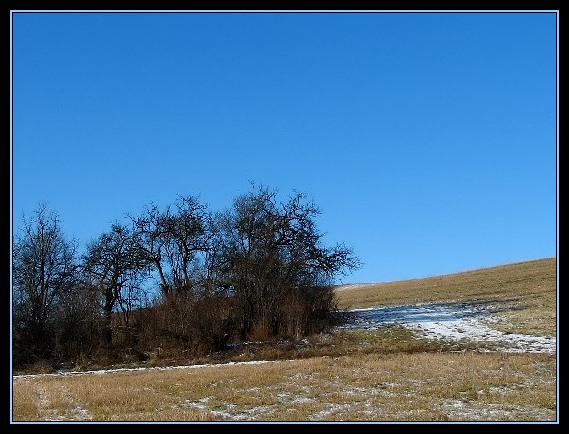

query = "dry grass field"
[11, 257, 557, 423]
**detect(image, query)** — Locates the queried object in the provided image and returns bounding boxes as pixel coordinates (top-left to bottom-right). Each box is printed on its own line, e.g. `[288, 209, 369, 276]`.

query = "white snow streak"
[336, 301, 556, 354]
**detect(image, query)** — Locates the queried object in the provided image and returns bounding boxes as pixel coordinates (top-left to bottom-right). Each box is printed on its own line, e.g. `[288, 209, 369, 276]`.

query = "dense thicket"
[12, 186, 359, 371]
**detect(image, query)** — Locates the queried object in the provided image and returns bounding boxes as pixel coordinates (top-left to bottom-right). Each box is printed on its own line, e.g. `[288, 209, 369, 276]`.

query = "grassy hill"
[335, 257, 557, 336]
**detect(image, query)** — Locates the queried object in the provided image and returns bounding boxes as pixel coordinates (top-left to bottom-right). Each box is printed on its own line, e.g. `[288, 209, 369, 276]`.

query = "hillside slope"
[334, 257, 557, 336]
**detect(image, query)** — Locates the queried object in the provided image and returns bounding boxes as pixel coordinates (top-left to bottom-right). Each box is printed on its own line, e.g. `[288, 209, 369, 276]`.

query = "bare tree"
[12, 203, 79, 362]
[82, 222, 148, 347]
[215, 185, 360, 339]
[132, 195, 211, 297]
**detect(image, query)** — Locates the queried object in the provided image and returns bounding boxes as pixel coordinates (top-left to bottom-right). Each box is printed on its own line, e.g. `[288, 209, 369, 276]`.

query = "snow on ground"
[12, 360, 279, 380]
[12, 300, 556, 381]
[335, 300, 556, 354]
[334, 283, 378, 292]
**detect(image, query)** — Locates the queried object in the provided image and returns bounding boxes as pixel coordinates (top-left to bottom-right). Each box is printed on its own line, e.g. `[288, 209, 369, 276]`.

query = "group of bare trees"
[12, 185, 359, 371]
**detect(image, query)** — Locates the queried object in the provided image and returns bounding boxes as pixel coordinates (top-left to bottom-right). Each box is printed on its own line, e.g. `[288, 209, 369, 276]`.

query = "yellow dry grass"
[12, 352, 556, 422]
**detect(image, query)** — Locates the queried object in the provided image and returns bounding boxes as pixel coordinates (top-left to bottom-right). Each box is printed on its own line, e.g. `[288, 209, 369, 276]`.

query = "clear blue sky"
[11, 11, 558, 284]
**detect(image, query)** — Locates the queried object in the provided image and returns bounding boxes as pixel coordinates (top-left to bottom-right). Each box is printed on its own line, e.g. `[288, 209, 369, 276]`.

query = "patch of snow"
[334, 283, 377, 292]
[335, 301, 556, 354]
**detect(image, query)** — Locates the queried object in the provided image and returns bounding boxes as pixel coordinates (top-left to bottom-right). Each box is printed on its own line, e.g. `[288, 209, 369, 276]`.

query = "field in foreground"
[12, 257, 557, 423]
